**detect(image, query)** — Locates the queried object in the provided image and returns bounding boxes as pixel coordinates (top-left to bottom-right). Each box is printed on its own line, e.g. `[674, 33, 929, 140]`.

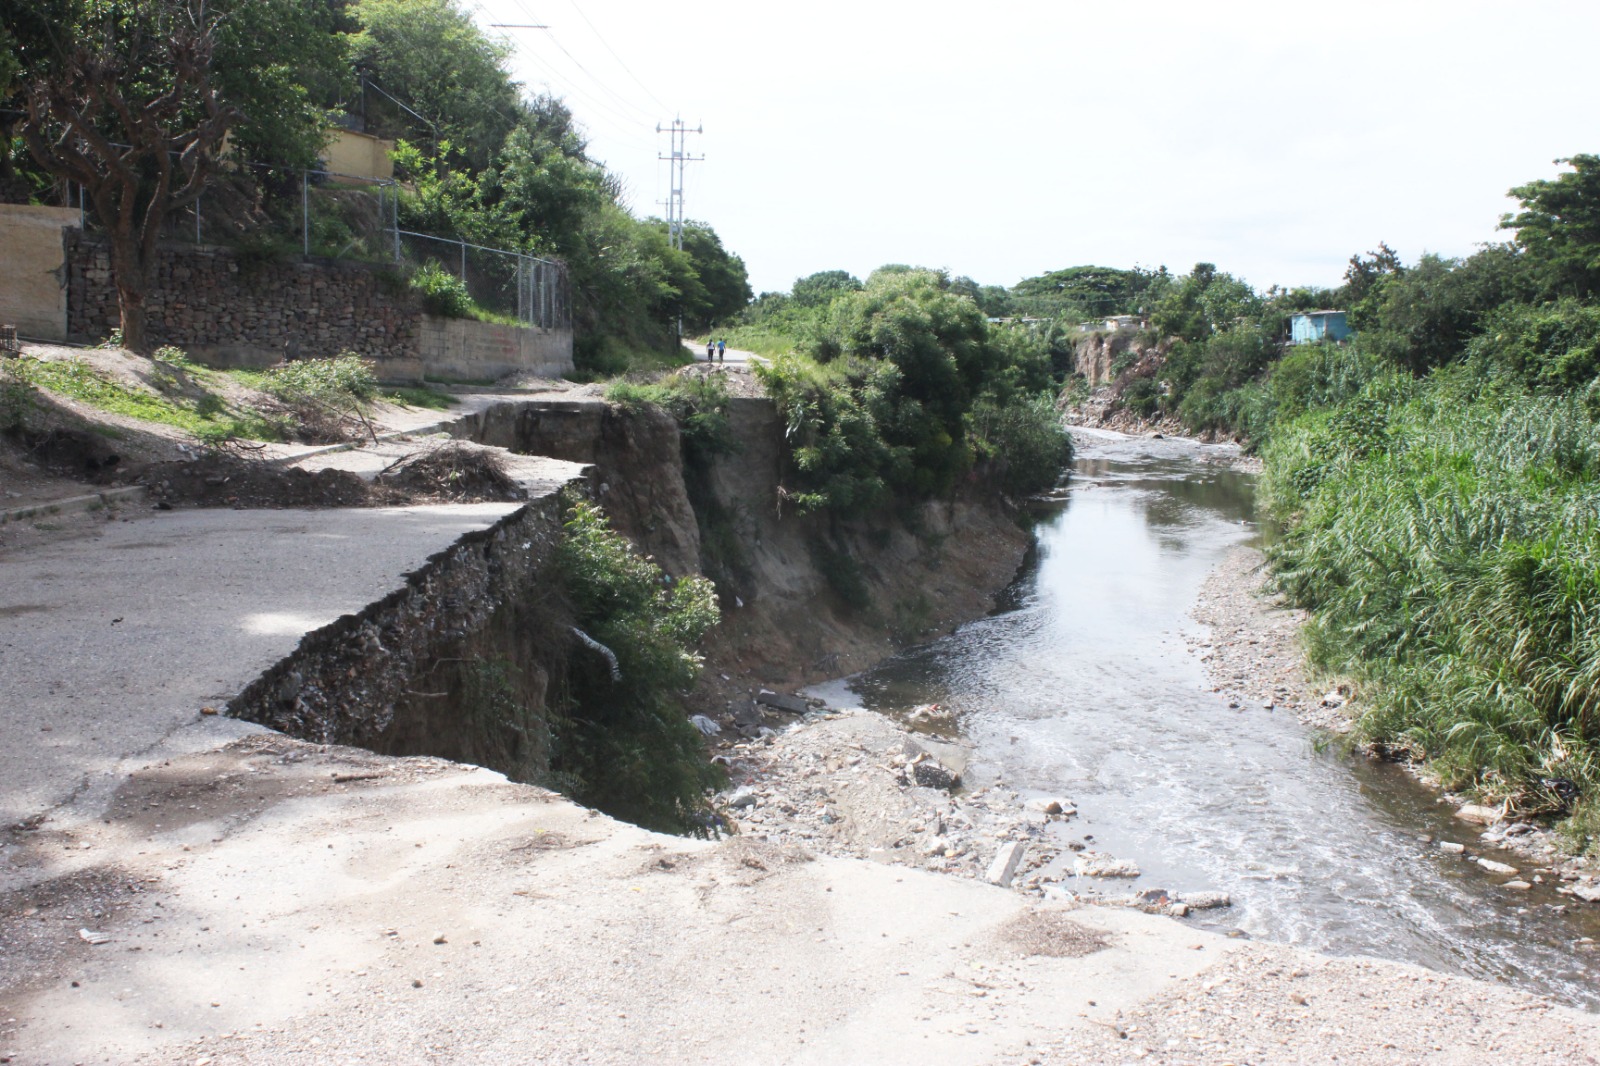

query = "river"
[818, 427, 1600, 1011]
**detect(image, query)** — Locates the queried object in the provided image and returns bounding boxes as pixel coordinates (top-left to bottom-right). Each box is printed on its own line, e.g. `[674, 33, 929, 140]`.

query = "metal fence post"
[391, 183, 401, 264]
[301, 170, 309, 257]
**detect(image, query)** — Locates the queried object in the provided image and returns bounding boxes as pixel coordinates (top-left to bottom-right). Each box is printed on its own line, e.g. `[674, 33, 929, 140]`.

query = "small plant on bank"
[258, 354, 381, 444]
[0, 361, 37, 433]
[553, 498, 723, 835]
[410, 261, 475, 318]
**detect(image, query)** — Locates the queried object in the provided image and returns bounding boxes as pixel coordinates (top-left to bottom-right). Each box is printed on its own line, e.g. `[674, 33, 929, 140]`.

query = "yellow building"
[320, 128, 396, 184]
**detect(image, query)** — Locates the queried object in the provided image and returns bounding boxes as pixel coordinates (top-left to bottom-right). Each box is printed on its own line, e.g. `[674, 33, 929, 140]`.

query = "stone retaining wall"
[66, 233, 423, 380]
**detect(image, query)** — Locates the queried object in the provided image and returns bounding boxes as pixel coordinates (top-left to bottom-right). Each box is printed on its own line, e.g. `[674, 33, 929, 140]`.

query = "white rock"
[1180, 891, 1232, 910]
[1438, 841, 1466, 854]
[1454, 804, 1501, 825]
[986, 841, 1026, 887]
[1476, 858, 1519, 876]
[1075, 854, 1141, 878]
[1503, 881, 1533, 891]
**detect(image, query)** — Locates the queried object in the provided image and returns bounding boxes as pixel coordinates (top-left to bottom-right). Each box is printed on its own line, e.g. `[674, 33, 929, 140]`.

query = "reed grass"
[1262, 370, 1600, 848]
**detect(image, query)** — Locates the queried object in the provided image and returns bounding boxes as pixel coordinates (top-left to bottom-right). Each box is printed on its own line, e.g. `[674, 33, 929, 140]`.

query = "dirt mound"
[375, 442, 526, 502]
[139, 455, 402, 509]
[5, 427, 123, 482]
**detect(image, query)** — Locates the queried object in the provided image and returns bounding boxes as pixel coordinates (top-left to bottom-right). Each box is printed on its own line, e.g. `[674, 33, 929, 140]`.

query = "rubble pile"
[709, 702, 1233, 918]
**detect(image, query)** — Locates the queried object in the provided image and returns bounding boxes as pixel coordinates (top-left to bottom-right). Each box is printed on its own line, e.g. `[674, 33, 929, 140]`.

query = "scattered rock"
[1075, 853, 1141, 878]
[1179, 891, 1232, 910]
[1438, 841, 1466, 855]
[1455, 804, 1502, 825]
[755, 689, 809, 715]
[1476, 858, 1519, 876]
[986, 841, 1026, 887]
[910, 758, 960, 791]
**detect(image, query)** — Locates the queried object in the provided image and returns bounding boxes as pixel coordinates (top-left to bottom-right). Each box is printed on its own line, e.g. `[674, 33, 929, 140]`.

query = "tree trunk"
[109, 240, 150, 352]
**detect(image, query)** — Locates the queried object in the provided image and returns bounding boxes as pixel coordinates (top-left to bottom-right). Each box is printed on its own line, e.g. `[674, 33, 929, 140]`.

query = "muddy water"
[830, 428, 1600, 1011]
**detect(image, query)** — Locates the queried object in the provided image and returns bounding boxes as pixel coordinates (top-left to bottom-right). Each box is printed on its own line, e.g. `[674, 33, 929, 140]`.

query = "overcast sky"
[475, 0, 1600, 296]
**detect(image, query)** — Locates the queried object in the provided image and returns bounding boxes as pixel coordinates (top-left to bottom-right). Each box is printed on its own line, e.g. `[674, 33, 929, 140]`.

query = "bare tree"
[18, 1, 238, 352]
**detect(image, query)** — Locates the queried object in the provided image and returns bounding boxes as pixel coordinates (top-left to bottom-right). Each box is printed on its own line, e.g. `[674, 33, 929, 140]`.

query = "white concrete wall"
[418, 315, 573, 382]
[0, 204, 77, 340]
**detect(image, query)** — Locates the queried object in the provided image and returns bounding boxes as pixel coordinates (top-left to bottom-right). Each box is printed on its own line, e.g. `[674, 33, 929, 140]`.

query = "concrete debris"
[754, 689, 810, 715]
[986, 841, 1026, 887]
[1075, 853, 1141, 879]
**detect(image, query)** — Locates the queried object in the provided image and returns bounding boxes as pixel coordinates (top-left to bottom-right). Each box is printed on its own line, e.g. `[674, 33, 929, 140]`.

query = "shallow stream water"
[823, 427, 1600, 1011]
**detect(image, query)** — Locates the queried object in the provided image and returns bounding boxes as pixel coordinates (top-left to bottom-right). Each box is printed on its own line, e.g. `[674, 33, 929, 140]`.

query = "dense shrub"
[1262, 375, 1600, 837]
[409, 261, 475, 319]
[554, 501, 723, 834]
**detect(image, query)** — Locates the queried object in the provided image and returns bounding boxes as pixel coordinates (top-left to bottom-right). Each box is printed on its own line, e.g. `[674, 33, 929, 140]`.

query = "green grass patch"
[11, 357, 283, 442]
[385, 384, 457, 410]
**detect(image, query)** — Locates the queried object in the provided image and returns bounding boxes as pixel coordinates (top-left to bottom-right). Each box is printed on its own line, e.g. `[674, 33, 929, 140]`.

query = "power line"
[504, 0, 660, 124]
[562, 0, 672, 115]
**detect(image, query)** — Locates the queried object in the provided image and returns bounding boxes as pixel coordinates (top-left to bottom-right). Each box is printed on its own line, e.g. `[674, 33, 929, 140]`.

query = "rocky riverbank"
[1189, 544, 1600, 909]
[705, 696, 1234, 920]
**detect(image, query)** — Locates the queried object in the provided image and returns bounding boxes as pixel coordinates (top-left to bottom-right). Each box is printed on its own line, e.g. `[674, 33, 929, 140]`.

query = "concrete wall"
[322, 129, 395, 183]
[0, 204, 77, 340]
[418, 315, 573, 382]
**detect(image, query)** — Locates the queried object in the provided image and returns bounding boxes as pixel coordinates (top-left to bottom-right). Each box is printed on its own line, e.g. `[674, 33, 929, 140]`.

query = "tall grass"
[1262, 370, 1600, 847]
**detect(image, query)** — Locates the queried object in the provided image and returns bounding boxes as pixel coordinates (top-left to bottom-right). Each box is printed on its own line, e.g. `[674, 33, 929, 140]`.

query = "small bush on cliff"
[605, 372, 735, 462]
[410, 262, 476, 319]
[554, 500, 724, 834]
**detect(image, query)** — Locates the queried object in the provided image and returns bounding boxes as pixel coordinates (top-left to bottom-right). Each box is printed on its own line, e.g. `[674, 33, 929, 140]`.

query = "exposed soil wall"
[230, 395, 1033, 788]
[459, 396, 1031, 693]
[228, 494, 573, 784]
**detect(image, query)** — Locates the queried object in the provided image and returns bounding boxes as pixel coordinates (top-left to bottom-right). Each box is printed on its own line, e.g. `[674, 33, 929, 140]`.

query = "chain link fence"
[70, 162, 569, 330]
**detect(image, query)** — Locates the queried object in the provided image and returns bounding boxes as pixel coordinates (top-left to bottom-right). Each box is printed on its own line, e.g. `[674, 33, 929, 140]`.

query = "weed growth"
[553, 499, 723, 834]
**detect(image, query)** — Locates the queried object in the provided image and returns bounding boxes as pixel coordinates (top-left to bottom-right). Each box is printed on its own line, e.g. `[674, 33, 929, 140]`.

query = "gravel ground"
[709, 706, 1229, 917]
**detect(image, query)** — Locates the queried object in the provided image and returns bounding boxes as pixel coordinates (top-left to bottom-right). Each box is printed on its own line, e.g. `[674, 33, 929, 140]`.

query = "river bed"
[817, 427, 1600, 1012]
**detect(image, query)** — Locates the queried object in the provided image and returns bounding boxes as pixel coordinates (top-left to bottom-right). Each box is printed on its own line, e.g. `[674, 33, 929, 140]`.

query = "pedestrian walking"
[706, 339, 715, 361]
[717, 338, 726, 363]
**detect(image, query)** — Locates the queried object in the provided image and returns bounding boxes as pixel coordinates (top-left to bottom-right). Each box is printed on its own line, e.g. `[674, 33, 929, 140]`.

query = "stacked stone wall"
[65, 234, 423, 379]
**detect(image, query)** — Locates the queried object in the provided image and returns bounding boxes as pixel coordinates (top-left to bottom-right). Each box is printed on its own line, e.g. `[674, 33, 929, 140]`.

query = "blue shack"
[1290, 310, 1352, 345]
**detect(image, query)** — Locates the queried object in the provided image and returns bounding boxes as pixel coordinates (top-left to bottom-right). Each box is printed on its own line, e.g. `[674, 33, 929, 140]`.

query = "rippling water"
[827, 428, 1600, 1011]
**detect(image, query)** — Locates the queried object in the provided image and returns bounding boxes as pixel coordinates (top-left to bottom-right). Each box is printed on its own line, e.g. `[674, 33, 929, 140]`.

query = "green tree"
[791, 269, 862, 308]
[352, 0, 520, 172]
[678, 221, 752, 331]
[1503, 154, 1600, 300]
[13, 0, 239, 351]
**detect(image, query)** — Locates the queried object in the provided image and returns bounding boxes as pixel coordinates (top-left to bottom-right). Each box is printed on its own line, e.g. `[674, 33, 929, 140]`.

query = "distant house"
[1104, 314, 1143, 332]
[1289, 310, 1351, 345]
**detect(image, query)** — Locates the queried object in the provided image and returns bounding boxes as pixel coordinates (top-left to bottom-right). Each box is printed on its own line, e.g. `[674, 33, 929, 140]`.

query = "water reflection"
[836, 429, 1600, 1011]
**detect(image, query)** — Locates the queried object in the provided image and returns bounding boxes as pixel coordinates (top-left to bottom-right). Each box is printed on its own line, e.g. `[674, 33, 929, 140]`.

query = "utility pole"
[656, 117, 703, 252]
